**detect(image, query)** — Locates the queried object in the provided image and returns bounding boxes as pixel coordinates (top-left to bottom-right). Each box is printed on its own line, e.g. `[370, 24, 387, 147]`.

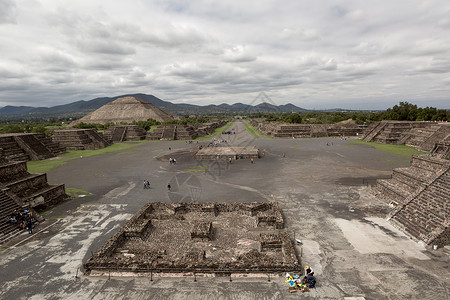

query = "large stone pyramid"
[70, 96, 179, 125]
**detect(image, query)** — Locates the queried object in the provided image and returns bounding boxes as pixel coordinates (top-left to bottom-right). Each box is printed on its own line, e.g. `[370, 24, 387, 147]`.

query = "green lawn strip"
[243, 120, 272, 138]
[65, 187, 92, 198]
[194, 122, 234, 141]
[27, 141, 147, 173]
[147, 125, 159, 133]
[184, 168, 208, 172]
[347, 139, 427, 158]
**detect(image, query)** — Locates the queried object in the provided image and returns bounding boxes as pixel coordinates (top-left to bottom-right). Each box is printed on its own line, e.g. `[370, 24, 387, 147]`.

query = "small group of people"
[169, 157, 177, 164]
[143, 180, 150, 189]
[5, 208, 35, 234]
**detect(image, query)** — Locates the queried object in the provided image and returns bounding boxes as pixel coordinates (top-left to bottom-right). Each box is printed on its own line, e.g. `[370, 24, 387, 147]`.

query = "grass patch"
[27, 140, 148, 174]
[40, 210, 53, 215]
[65, 187, 92, 198]
[347, 139, 427, 158]
[0, 248, 5, 252]
[244, 120, 272, 138]
[195, 122, 234, 141]
[147, 125, 159, 133]
[184, 168, 209, 172]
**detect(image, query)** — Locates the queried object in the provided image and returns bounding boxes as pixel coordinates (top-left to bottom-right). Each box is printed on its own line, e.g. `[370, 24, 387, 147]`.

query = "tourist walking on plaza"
[167, 184, 171, 191]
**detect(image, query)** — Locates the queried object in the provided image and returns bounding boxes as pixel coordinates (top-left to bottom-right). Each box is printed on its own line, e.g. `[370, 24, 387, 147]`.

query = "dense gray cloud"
[0, 0, 17, 24]
[0, 0, 449, 109]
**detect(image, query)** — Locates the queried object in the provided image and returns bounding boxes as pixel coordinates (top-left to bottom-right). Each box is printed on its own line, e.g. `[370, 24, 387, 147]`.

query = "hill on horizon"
[0, 93, 308, 120]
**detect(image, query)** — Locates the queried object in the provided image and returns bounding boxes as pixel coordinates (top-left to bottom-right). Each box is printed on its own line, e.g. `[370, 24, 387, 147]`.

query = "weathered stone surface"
[85, 201, 300, 275]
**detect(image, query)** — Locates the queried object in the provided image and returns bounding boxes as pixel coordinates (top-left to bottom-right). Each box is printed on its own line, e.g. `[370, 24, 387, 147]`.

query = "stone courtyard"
[0, 120, 448, 299]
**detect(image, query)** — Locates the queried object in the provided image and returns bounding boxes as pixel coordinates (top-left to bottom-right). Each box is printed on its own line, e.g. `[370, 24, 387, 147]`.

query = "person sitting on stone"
[306, 273, 316, 288]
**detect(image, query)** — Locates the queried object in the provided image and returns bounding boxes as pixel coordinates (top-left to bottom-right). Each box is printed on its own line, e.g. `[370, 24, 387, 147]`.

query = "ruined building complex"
[85, 202, 300, 276]
[251, 120, 365, 138]
[148, 121, 228, 141]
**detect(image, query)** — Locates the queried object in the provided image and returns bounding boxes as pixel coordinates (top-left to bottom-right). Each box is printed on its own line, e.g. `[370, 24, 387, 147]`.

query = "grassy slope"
[27, 140, 148, 174]
[347, 139, 427, 158]
[243, 120, 272, 138]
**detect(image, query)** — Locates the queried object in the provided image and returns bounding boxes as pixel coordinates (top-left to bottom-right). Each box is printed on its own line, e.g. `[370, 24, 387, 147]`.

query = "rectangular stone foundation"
[85, 202, 301, 276]
[194, 147, 260, 160]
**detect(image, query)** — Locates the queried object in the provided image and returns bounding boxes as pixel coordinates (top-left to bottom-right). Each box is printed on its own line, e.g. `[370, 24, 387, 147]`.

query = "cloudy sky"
[1, 0, 449, 109]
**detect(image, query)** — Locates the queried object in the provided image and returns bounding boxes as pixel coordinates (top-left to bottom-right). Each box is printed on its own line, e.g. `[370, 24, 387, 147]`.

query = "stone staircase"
[36, 134, 66, 156]
[372, 155, 450, 206]
[106, 126, 127, 142]
[0, 160, 68, 210]
[0, 136, 29, 162]
[14, 134, 54, 160]
[84, 130, 111, 148]
[431, 142, 450, 159]
[52, 129, 110, 150]
[419, 125, 450, 152]
[388, 168, 449, 247]
[105, 125, 147, 142]
[0, 189, 23, 244]
[161, 125, 176, 140]
[175, 125, 198, 140]
[0, 134, 65, 163]
[362, 121, 388, 142]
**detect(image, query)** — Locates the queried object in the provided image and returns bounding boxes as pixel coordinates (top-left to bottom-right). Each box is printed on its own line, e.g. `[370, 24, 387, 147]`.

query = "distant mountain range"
[0, 93, 308, 120]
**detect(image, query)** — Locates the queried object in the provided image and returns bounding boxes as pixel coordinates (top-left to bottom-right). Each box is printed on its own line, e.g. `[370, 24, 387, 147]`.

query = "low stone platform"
[84, 202, 300, 276]
[194, 146, 260, 160]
